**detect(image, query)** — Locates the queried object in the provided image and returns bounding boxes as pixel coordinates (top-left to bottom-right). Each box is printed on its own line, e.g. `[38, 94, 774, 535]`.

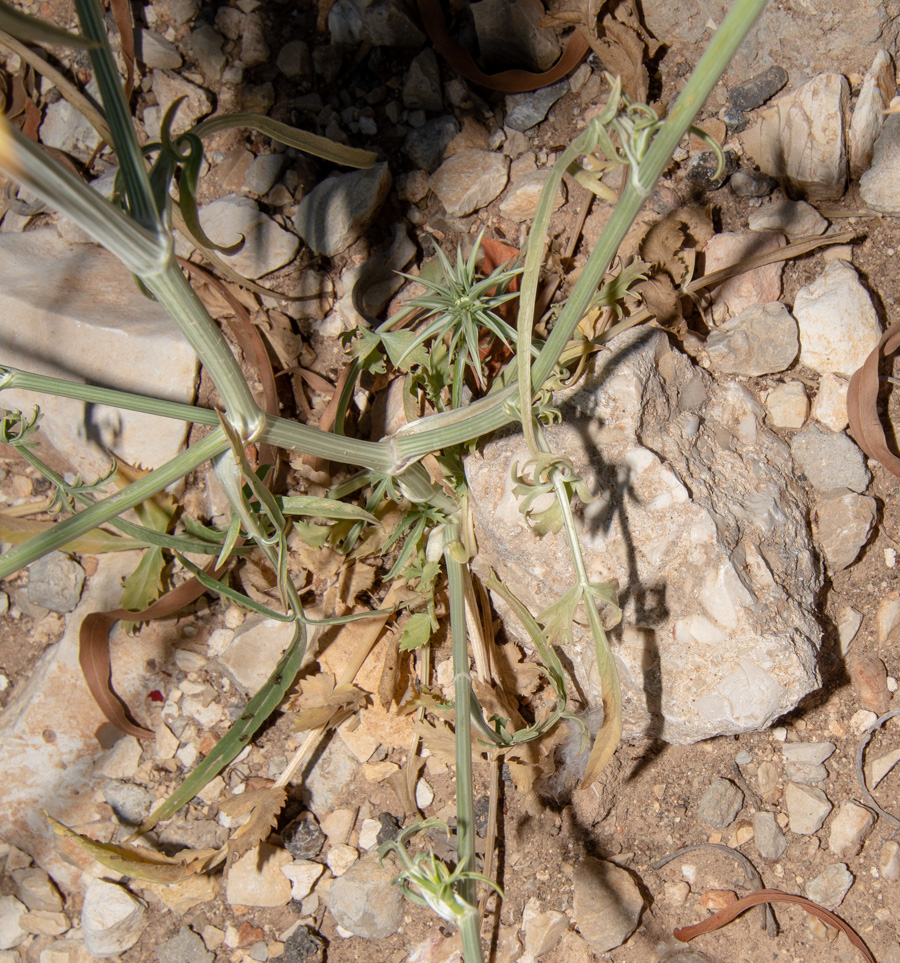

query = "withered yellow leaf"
[47, 815, 208, 885]
[287, 671, 367, 731]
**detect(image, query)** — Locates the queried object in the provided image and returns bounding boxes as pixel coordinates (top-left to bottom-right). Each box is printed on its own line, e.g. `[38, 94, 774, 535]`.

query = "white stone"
[573, 857, 643, 954]
[869, 748, 900, 787]
[784, 782, 832, 834]
[706, 302, 798, 376]
[793, 260, 881, 377]
[38, 941, 92, 963]
[155, 724, 179, 760]
[416, 778, 435, 808]
[95, 736, 143, 779]
[850, 51, 897, 179]
[138, 29, 182, 69]
[337, 717, 379, 764]
[837, 606, 863, 656]
[812, 374, 849, 431]
[499, 171, 565, 222]
[740, 73, 849, 200]
[194, 195, 299, 280]
[850, 709, 878, 733]
[321, 808, 356, 845]
[429, 149, 509, 217]
[860, 110, 900, 213]
[0, 230, 198, 480]
[763, 382, 808, 429]
[828, 801, 875, 858]
[226, 844, 293, 907]
[877, 592, 900, 645]
[0, 896, 27, 950]
[747, 199, 827, 238]
[467, 329, 823, 744]
[81, 880, 147, 957]
[0, 554, 170, 890]
[12, 868, 63, 912]
[326, 844, 359, 876]
[214, 615, 297, 695]
[703, 231, 785, 320]
[805, 863, 853, 910]
[280, 859, 324, 901]
[150, 70, 213, 136]
[782, 742, 835, 766]
[521, 897, 568, 962]
[879, 841, 900, 881]
[357, 819, 381, 851]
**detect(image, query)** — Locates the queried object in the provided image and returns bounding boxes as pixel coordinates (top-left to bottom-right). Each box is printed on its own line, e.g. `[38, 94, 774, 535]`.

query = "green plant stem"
[145, 263, 264, 438]
[0, 428, 229, 577]
[458, 909, 485, 963]
[444, 544, 477, 920]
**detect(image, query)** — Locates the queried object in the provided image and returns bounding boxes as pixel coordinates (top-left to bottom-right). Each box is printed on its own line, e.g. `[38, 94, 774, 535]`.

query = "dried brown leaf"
[633, 275, 684, 328]
[218, 787, 288, 861]
[287, 671, 367, 731]
[493, 642, 544, 699]
[595, 16, 648, 102]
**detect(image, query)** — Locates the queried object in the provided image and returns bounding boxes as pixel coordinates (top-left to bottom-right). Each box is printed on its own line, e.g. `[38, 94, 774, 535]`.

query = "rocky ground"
[2, 0, 900, 961]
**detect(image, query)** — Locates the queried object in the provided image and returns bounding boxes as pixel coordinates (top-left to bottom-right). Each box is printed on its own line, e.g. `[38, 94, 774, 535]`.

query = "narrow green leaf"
[279, 495, 377, 524]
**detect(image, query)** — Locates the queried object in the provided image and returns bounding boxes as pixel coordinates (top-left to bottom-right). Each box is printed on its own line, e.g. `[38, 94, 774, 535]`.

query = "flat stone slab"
[0, 229, 198, 480]
[467, 328, 823, 744]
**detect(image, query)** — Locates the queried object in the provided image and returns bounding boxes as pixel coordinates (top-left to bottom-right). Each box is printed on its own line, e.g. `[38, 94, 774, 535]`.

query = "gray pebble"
[697, 777, 744, 829]
[723, 107, 748, 133]
[103, 780, 155, 825]
[729, 65, 788, 111]
[790, 425, 870, 493]
[686, 149, 737, 189]
[403, 116, 460, 172]
[27, 552, 85, 613]
[505, 79, 568, 132]
[283, 811, 325, 859]
[752, 811, 787, 859]
[157, 925, 213, 963]
[729, 170, 777, 197]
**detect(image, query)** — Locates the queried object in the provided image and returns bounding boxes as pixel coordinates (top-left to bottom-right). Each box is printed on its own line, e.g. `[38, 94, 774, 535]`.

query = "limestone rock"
[326, 854, 404, 939]
[39, 80, 101, 157]
[183, 25, 226, 82]
[226, 844, 293, 907]
[403, 116, 460, 172]
[505, 80, 568, 132]
[471, 0, 560, 73]
[814, 489, 877, 573]
[850, 50, 896, 179]
[793, 259, 881, 377]
[521, 897, 568, 961]
[27, 553, 84, 613]
[0, 897, 27, 951]
[138, 29, 182, 69]
[748, 199, 827, 238]
[812, 374, 849, 431]
[467, 329, 823, 744]
[0, 554, 170, 890]
[214, 614, 297, 696]
[38, 940, 93, 963]
[790, 425, 870, 493]
[860, 111, 900, 213]
[327, 0, 425, 47]
[703, 232, 785, 320]
[828, 801, 875, 858]
[880, 841, 900, 881]
[293, 163, 391, 256]
[785, 782, 832, 834]
[643, 1, 899, 85]
[195, 195, 299, 280]
[0, 229, 198, 480]
[150, 71, 213, 136]
[753, 812, 787, 859]
[805, 863, 853, 909]
[697, 777, 743, 828]
[429, 149, 509, 216]
[740, 74, 849, 200]
[280, 860, 324, 901]
[157, 925, 214, 963]
[572, 857, 643, 954]
[11, 868, 63, 912]
[402, 48, 442, 112]
[81, 880, 147, 957]
[705, 302, 798, 376]
[499, 171, 565, 222]
[763, 382, 808, 430]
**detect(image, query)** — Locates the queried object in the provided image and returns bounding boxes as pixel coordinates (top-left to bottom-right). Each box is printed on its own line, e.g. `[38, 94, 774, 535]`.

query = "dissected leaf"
[493, 641, 544, 700]
[399, 610, 438, 651]
[217, 786, 287, 862]
[287, 671, 367, 730]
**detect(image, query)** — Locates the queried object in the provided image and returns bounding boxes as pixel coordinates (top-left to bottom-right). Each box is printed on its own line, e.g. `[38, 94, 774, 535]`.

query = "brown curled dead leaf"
[848, 318, 900, 479]
[415, 0, 589, 93]
[673, 888, 876, 963]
